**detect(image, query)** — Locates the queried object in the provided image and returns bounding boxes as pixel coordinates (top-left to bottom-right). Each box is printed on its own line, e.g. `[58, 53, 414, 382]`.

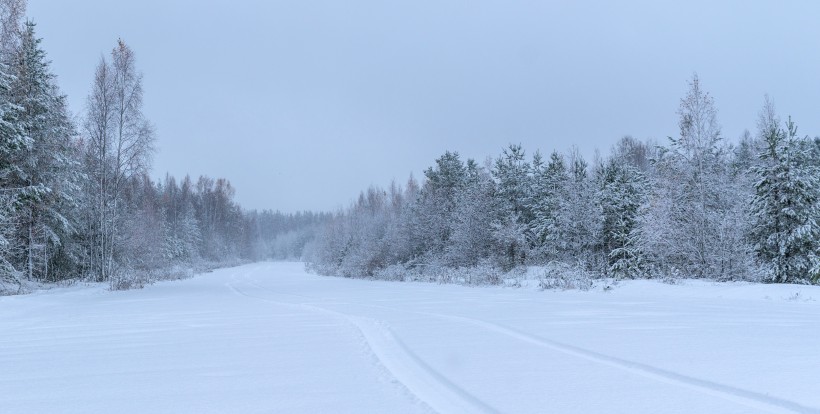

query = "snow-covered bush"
[109, 268, 150, 291]
[373, 263, 412, 282]
[538, 262, 598, 291]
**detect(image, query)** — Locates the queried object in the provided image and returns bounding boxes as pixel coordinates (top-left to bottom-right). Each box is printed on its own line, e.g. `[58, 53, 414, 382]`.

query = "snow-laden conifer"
[750, 102, 820, 284]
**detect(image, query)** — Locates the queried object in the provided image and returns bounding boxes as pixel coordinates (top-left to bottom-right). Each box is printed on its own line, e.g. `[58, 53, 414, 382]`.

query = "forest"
[3, 0, 820, 295]
[0, 1, 326, 294]
[307, 79, 820, 286]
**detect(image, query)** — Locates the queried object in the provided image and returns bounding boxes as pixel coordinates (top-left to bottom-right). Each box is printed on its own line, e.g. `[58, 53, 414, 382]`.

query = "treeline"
[98, 174, 328, 289]
[309, 76, 820, 285]
[0, 1, 325, 293]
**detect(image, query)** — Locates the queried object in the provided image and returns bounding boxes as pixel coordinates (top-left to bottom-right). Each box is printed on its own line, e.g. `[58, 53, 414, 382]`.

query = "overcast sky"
[27, 0, 820, 213]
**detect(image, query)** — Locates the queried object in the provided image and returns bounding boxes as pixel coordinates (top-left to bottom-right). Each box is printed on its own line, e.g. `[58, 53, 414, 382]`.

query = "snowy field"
[2, 262, 819, 414]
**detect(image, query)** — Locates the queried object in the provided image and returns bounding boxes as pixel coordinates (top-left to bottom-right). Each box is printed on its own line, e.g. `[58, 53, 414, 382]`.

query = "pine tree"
[750, 115, 820, 283]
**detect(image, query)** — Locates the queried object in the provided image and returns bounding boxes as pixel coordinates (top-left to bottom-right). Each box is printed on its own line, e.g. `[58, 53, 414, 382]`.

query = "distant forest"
[0, 1, 327, 294]
[3, 0, 819, 295]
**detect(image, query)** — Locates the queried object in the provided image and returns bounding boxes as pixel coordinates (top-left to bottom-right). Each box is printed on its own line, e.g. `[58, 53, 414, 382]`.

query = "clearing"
[2, 262, 819, 413]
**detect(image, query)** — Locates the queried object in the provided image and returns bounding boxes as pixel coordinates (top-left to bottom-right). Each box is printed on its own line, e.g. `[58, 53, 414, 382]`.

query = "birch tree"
[642, 75, 751, 278]
[83, 39, 154, 282]
[0, 0, 24, 55]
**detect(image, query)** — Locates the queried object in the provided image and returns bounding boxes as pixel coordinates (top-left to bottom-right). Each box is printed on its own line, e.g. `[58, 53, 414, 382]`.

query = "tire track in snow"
[225, 277, 499, 414]
[344, 294, 819, 414]
[421, 311, 819, 414]
[235, 265, 819, 414]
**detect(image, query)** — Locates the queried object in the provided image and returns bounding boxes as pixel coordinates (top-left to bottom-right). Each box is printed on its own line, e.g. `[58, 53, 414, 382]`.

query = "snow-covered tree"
[612, 135, 654, 173]
[7, 21, 79, 281]
[557, 148, 597, 265]
[0, 58, 25, 289]
[0, 0, 24, 55]
[446, 159, 497, 267]
[529, 150, 568, 261]
[160, 175, 201, 263]
[597, 159, 647, 278]
[492, 144, 531, 267]
[494, 144, 531, 221]
[750, 103, 820, 283]
[642, 75, 752, 279]
[413, 151, 467, 264]
[385, 175, 420, 265]
[301, 78, 819, 286]
[82, 39, 154, 282]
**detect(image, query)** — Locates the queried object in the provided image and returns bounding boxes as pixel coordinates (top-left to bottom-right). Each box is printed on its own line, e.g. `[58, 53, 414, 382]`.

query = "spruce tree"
[414, 151, 467, 263]
[598, 160, 647, 277]
[493, 144, 532, 224]
[530, 150, 568, 261]
[8, 21, 79, 281]
[558, 149, 597, 265]
[446, 159, 496, 267]
[750, 116, 820, 283]
[0, 58, 26, 288]
[492, 144, 531, 267]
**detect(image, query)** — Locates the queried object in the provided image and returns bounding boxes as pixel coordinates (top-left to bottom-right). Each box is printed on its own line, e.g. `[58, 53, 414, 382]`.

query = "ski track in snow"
[226, 276, 500, 414]
[238, 267, 818, 414]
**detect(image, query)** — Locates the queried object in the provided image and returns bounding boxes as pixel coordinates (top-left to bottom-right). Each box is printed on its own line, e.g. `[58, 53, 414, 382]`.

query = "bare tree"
[641, 74, 753, 279]
[0, 0, 25, 55]
[83, 39, 154, 282]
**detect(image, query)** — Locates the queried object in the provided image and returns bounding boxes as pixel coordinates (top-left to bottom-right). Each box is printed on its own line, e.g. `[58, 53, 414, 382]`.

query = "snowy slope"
[2, 262, 819, 414]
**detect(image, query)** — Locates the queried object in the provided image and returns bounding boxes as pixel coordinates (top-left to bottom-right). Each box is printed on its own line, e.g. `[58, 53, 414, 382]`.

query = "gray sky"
[27, 0, 820, 212]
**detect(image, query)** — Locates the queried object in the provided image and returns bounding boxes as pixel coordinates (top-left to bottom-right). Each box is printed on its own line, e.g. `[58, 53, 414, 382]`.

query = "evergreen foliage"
[750, 115, 820, 283]
[598, 160, 646, 278]
[309, 77, 820, 286]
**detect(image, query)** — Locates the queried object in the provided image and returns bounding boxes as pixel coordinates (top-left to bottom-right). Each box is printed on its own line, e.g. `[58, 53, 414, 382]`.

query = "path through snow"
[2, 262, 819, 413]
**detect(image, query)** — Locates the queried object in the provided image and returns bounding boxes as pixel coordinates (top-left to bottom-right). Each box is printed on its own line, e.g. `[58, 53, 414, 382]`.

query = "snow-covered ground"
[2, 262, 819, 414]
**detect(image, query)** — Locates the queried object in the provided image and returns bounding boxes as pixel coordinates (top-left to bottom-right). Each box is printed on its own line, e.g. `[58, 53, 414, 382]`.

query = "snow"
[2, 262, 819, 414]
